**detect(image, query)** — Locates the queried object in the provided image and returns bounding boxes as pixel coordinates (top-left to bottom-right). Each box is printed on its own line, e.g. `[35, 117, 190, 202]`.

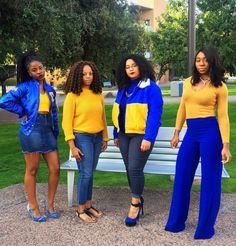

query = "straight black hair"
[192, 47, 225, 87]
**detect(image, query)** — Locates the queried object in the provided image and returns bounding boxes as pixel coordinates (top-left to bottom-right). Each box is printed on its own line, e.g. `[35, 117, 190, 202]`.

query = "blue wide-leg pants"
[165, 117, 223, 239]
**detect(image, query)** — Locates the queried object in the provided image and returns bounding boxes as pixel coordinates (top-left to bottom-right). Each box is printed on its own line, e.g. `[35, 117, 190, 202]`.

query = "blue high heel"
[27, 204, 46, 222]
[125, 197, 144, 227]
[43, 200, 60, 219]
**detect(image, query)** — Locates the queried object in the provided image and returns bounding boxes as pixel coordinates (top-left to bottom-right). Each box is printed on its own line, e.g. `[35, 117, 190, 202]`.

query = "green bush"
[5, 77, 17, 85]
[56, 83, 65, 90]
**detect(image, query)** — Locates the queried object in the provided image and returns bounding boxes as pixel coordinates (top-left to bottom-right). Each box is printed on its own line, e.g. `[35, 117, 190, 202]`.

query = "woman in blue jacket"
[112, 54, 163, 226]
[0, 51, 60, 222]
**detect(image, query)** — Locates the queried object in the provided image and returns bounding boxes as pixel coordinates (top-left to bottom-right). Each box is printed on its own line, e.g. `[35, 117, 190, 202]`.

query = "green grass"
[0, 103, 235, 193]
[228, 85, 236, 96]
[160, 87, 170, 96]
[226, 80, 236, 85]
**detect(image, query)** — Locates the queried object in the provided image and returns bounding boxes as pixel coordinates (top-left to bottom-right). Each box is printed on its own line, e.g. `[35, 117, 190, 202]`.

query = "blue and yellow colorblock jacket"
[112, 78, 163, 142]
[0, 79, 59, 137]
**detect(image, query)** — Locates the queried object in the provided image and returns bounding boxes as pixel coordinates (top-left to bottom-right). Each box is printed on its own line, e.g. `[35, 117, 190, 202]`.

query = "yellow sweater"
[62, 88, 108, 142]
[176, 77, 230, 143]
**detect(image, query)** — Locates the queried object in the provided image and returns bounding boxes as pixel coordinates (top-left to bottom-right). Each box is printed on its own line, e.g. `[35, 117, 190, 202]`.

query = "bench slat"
[107, 141, 182, 149]
[156, 127, 186, 141]
[103, 147, 179, 155]
[99, 153, 178, 161]
[68, 146, 180, 162]
[107, 126, 187, 141]
[97, 159, 191, 175]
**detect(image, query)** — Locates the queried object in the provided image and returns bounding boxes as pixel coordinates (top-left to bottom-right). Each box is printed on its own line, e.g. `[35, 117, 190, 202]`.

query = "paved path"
[0, 184, 236, 246]
[0, 108, 18, 123]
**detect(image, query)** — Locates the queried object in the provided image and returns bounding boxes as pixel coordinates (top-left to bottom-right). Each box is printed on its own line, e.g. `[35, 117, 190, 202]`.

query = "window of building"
[144, 19, 150, 27]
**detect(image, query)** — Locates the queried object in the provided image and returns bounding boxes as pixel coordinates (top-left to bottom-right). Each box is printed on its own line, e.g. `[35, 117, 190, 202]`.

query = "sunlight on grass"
[228, 87, 236, 96]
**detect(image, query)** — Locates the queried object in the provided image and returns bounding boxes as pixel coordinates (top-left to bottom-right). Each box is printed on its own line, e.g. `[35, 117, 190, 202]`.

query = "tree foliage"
[0, 0, 145, 81]
[75, 0, 145, 81]
[151, 0, 188, 79]
[197, 0, 236, 75]
[151, 0, 236, 78]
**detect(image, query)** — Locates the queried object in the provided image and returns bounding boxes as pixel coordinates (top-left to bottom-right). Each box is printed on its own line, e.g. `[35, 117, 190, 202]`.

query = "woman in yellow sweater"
[165, 47, 232, 239]
[62, 61, 108, 223]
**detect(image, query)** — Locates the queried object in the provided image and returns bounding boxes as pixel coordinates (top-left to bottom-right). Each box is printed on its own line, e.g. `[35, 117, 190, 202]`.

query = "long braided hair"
[64, 61, 102, 95]
[16, 51, 42, 84]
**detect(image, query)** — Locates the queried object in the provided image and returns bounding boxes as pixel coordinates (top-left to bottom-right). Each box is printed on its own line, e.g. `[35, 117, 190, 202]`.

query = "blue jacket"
[0, 79, 59, 137]
[112, 78, 163, 142]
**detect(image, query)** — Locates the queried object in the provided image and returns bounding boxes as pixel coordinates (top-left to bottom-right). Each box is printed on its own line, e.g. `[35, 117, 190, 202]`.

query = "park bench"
[60, 126, 230, 206]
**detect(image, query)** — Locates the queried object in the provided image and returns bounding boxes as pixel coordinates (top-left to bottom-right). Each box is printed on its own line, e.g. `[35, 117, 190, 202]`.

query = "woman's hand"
[101, 141, 108, 152]
[171, 130, 180, 148]
[140, 140, 151, 152]
[114, 138, 119, 148]
[22, 115, 28, 121]
[71, 146, 84, 161]
[221, 143, 232, 164]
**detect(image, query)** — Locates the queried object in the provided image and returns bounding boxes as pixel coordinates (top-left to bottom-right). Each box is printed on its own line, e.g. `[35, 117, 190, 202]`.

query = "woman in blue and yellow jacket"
[112, 54, 163, 227]
[0, 51, 60, 222]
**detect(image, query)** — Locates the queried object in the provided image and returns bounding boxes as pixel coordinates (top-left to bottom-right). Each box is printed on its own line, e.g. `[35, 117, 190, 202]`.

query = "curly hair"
[64, 61, 102, 95]
[115, 54, 156, 89]
[17, 50, 43, 84]
[192, 47, 225, 87]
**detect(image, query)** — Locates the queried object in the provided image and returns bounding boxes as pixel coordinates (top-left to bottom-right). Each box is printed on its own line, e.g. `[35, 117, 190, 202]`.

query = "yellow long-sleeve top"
[62, 88, 108, 142]
[176, 77, 230, 143]
[38, 92, 50, 112]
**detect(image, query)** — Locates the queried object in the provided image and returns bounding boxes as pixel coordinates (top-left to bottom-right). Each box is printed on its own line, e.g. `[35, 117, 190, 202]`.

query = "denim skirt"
[19, 113, 57, 153]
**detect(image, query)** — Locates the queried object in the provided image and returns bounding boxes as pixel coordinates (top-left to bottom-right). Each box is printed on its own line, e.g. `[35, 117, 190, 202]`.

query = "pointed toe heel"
[43, 200, 60, 219]
[27, 204, 46, 222]
[47, 210, 60, 219]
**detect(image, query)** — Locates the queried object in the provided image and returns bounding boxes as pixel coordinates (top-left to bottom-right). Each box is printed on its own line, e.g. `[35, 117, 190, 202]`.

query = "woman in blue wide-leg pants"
[165, 47, 232, 240]
[165, 117, 223, 239]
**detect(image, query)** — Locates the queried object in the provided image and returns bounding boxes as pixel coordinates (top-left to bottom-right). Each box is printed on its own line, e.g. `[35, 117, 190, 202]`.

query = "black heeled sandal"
[125, 196, 144, 227]
[75, 210, 97, 223]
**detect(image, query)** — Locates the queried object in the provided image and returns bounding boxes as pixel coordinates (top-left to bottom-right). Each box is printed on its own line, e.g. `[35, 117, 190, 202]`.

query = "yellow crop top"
[62, 88, 108, 142]
[38, 92, 50, 112]
[176, 77, 230, 143]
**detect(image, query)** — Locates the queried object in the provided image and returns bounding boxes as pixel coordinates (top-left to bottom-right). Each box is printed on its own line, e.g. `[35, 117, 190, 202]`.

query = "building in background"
[130, 0, 166, 31]
[129, 0, 169, 82]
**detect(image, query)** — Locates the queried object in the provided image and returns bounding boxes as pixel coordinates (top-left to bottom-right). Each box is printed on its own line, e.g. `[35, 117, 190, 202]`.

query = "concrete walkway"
[0, 184, 236, 246]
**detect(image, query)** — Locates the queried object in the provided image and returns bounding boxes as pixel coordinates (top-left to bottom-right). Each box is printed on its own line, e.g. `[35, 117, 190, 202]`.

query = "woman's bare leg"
[24, 153, 41, 216]
[43, 151, 60, 211]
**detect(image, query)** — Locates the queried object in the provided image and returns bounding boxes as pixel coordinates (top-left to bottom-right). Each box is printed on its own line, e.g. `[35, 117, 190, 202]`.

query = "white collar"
[138, 78, 150, 88]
